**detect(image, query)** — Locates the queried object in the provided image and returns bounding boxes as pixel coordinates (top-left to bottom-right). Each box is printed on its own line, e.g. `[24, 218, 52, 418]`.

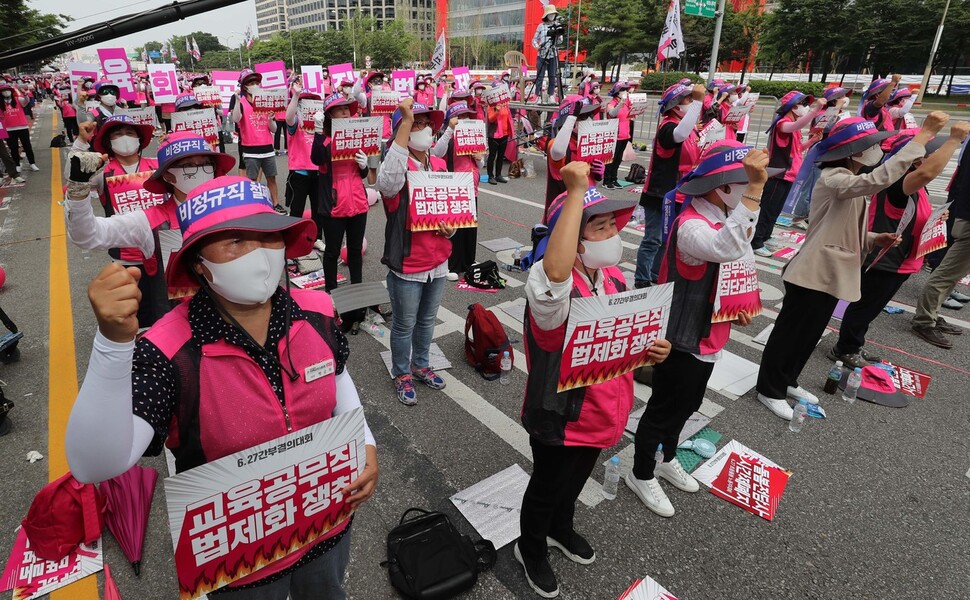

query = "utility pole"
[916, 0, 950, 104]
[706, 0, 727, 84]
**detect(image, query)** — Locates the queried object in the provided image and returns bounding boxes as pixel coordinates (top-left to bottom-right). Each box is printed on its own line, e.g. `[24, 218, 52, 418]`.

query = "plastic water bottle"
[843, 367, 863, 404]
[499, 351, 512, 385]
[789, 400, 808, 433]
[512, 247, 522, 268]
[633, 205, 645, 225]
[653, 443, 664, 473]
[602, 456, 620, 500]
[824, 360, 844, 394]
[364, 323, 384, 338]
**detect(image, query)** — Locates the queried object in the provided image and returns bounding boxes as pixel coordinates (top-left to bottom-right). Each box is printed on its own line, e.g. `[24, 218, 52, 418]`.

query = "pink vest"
[330, 157, 369, 218]
[380, 155, 452, 274]
[488, 104, 514, 139]
[102, 157, 167, 265]
[238, 96, 274, 147]
[2, 101, 27, 129]
[287, 126, 316, 171]
[609, 99, 633, 140]
[60, 100, 77, 118]
[451, 152, 480, 197]
[143, 289, 348, 585]
[414, 88, 435, 107]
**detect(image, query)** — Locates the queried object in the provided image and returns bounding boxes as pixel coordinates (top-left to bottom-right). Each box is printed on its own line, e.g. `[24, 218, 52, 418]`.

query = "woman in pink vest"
[860, 75, 901, 132]
[0, 111, 22, 185]
[486, 86, 514, 185]
[284, 81, 325, 244]
[545, 95, 606, 219]
[58, 86, 79, 143]
[413, 75, 435, 107]
[66, 176, 378, 599]
[308, 93, 378, 309]
[232, 69, 282, 209]
[603, 81, 636, 189]
[375, 99, 451, 406]
[630, 142, 774, 518]
[432, 101, 487, 281]
[0, 83, 37, 172]
[363, 71, 393, 141]
[517, 161, 671, 598]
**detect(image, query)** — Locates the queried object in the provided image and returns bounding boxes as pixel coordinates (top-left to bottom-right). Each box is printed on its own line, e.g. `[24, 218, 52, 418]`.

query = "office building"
[257, 0, 435, 39]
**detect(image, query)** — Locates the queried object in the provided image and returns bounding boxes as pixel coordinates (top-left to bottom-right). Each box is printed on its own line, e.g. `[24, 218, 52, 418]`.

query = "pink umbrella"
[103, 563, 123, 600]
[99, 465, 158, 575]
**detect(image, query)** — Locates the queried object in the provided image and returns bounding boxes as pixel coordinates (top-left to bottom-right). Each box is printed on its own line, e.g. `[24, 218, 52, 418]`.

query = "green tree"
[582, 0, 658, 77]
[0, 0, 71, 69]
[360, 19, 414, 69]
[759, 0, 851, 80]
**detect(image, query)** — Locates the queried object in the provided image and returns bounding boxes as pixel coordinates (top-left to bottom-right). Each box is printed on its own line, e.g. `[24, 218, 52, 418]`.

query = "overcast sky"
[29, 0, 258, 55]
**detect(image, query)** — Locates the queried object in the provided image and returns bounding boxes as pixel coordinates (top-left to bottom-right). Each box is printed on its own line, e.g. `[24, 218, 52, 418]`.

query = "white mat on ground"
[450, 464, 529, 549]
[625, 408, 710, 442]
[479, 237, 523, 252]
[380, 343, 452, 378]
[708, 350, 759, 396]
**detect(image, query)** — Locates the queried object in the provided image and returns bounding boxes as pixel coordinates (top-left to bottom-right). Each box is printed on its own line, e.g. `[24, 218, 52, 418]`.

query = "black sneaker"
[913, 324, 953, 349]
[514, 542, 559, 598]
[826, 346, 869, 370]
[546, 532, 595, 565]
[859, 348, 884, 362]
[494, 175, 509, 184]
[936, 317, 963, 336]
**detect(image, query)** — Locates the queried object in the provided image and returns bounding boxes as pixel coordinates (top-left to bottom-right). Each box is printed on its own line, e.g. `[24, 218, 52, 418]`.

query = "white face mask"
[853, 144, 884, 167]
[246, 84, 260, 96]
[729, 94, 739, 103]
[792, 105, 807, 117]
[201, 246, 285, 306]
[110, 135, 140, 157]
[418, 84, 425, 90]
[101, 94, 117, 107]
[579, 234, 623, 269]
[167, 166, 215, 195]
[618, 91, 628, 99]
[715, 184, 745, 209]
[408, 126, 435, 151]
[475, 89, 483, 97]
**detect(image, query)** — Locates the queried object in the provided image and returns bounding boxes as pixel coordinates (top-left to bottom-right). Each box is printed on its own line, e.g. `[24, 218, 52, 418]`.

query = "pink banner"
[391, 70, 415, 95]
[407, 171, 478, 232]
[255, 60, 287, 89]
[147, 64, 179, 104]
[211, 71, 240, 115]
[916, 203, 950, 258]
[97, 48, 136, 102]
[328, 63, 356, 88]
[711, 258, 763, 323]
[301, 65, 327, 95]
[452, 67, 471, 92]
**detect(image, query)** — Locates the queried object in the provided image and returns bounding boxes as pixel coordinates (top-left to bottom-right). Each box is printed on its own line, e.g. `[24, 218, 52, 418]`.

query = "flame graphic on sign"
[558, 353, 657, 393]
[711, 300, 764, 324]
[409, 215, 477, 232]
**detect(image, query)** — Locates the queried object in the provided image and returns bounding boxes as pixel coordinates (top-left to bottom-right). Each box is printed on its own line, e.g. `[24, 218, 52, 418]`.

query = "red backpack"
[464, 303, 513, 380]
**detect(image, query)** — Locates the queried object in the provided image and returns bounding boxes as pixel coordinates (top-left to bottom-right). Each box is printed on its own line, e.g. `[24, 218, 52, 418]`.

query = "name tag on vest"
[305, 358, 335, 383]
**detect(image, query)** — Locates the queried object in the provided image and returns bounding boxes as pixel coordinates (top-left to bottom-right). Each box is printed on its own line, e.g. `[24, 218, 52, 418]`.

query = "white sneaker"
[312, 239, 325, 252]
[13, 176, 25, 184]
[625, 473, 675, 517]
[758, 394, 794, 420]
[446, 272, 460, 282]
[763, 238, 783, 250]
[754, 246, 775, 257]
[787, 385, 819, 405]
[29, 164, 39, 172]
[793, 220, 809, 230]
[655, 458, 699, 493]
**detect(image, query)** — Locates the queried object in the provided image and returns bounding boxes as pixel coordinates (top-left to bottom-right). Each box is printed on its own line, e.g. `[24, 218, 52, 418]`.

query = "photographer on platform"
[532, 4, 564, 105]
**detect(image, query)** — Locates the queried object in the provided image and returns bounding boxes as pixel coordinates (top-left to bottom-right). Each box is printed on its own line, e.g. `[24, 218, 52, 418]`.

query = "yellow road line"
[47, 112, 99, 599]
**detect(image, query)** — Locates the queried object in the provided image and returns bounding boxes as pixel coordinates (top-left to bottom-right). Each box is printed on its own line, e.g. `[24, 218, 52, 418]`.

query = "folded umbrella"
[103, 563, 123, 600]
[99, 465, 158, 576]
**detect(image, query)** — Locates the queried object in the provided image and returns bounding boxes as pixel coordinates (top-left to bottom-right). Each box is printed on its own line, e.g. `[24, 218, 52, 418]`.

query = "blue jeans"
[386, 271, 446, 378]
[535, 55, 559, 97]
[214, 531, 351, 600]
[635, 203, 664, 285]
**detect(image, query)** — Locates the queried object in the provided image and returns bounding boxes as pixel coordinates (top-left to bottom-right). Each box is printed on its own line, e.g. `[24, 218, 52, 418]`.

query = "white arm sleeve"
[285, 93, 300, 126]
[231, 96, 243, 123]
[890, 97, 916, 119]
[550, 116, 576, 161]
[333, 368, 375, 446]
[64, 193, 156, 257]
[376, 142, 410, 198]
[526, 260, 574, 331]
[431, 127, 453, 158]
[780, 107, 819, 133]
[673, 100, 702, 143]
[66, 332, 155, 484]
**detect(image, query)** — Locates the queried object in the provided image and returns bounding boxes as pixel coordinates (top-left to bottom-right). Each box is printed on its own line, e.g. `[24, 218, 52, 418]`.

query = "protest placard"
[558, 283, 673, 392]
[712, 258, 762, 323]
[68, 62, 99, 100]
[693, 439, 790, 521]
[813, 106, 840, 132]
[890, 364, 932, 399]
[171, 109, 219, 150]
[301, 65, 326, 95]
[192, 85, 222, 108]
[328, 63, 356, 88]
[452, 66, 471, 92]
[576, 119, 619, 163]
[627, 92, 650, 117]
[392, 70, 415, 95]
[1, 529, 102, 600]
[148, 64, 179, 104]
[211, 71, 240, 114]
[104, 170, 166, 215]
[119, 106, 158, 129]
[330, 117, 382, 160]
[698, 119, 725, 150]
[298, 99, 324, 131]
[866, 198, 916, 272]
[370, 90, 399, 115]
[454, 120, 487, 156]
[254, 60, 287, 89]
[916, 202, 951, 258]
[483, 83, 511, 106]
[97, 48, 136, 103]
[407, 171, 477, 232]
[617, 575, 679, 600]
[163, 409, 366, 600]
[251, 88, 288, 114]
[723, 102, 756, 126]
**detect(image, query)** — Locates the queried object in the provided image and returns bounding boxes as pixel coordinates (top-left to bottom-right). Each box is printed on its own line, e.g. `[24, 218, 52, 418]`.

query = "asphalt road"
[1, 101, 969, 600]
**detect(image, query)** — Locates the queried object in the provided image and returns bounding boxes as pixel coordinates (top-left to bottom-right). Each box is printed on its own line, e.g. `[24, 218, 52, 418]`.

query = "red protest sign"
[709, 451, 790, 521]
[712, 258, 762, 323]
[330, 117, 382, 160]
[105, 170, 165, 215]
[454, 120, 487, 156]
[483, 83, 511, 106]
[1, 528, 103, 600]
[192, 85, 223, 108]
[407, 171, 477, 232]
[254, 60, 287, 89]
[251, 89, 288, 114]
[370, 90, 399, 115]
[890, 364, 932, 399]
[298, 99, 324, 132]
[164, 410, 366, 600]
[171, 109, 220, 150]
[558, 284, 672, 392]
[576, 119, 619, 163]
[916, 202, 951, 258]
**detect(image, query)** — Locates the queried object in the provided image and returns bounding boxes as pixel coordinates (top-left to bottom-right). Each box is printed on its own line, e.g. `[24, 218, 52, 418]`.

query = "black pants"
[604, 138, 629, 184]
[751, 177, 793, 250]
[63, 116, 79, 142]
[757, 282, 840, 399]
[286, 171, 324, 237]
[274, 119, 287, 151]
[6, 129, 34, 166]
[0, 139, 16, 175]
[836, 269, 909, 355]
[320, 212, 367, 293]
[487, 136, 508, 179]
[633, 349, 714, 479]
[448, 226, 478, 276]
[519, 439, 601, 561]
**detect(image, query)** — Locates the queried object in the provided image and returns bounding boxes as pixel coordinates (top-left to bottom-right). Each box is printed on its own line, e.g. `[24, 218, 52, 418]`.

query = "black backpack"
[383, 508, 497, 600]
[626, 162, 646, 184]
[465, 260, 506, 290]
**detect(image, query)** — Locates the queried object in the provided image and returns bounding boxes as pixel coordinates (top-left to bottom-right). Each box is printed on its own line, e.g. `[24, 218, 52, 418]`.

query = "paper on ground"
[708, 350, 759, 396]
[450, 464, 529, 549]
[752, 323, 773, 346]
[479, 237, 523, 252]
[497, 297, 526, 324]
[625, 407, 710, 443]
[692, 439, 785, 488]
[618, 575, 679, 600]
[380, 343, 452, 378]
